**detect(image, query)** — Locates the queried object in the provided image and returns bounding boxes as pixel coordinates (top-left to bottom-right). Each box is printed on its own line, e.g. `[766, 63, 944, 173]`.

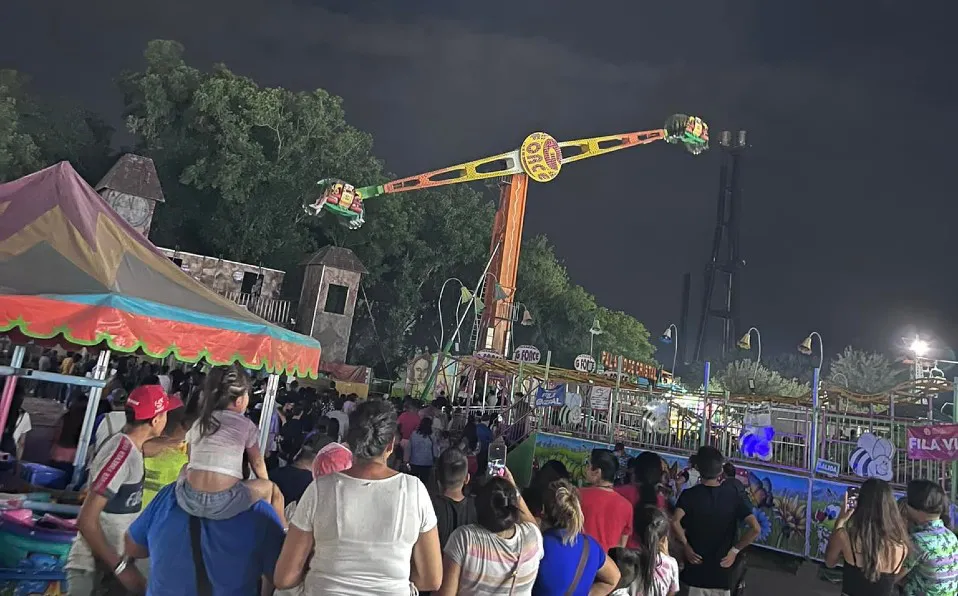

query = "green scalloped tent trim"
[0, 318, 319, 379]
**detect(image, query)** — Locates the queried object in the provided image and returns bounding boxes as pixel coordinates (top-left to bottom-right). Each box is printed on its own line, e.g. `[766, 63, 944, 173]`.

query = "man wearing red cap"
[65, 384, 182, 595]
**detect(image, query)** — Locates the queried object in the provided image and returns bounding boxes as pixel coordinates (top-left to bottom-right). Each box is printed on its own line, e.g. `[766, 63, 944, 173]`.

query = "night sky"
[3, 1, 957, 360]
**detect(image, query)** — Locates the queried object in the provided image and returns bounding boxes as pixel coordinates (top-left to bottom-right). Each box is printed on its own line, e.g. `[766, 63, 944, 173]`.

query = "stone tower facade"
[297, 246, 366, 364]
[95, 154, 165, 239]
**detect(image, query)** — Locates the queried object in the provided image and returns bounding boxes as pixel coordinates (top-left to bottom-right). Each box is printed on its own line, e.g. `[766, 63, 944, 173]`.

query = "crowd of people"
[4, 354, 958, 596]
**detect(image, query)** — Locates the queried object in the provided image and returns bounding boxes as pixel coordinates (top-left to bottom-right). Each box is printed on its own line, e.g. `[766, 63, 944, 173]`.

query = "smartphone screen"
[847, 487, 859, 510]
[488, 440, 507, 477]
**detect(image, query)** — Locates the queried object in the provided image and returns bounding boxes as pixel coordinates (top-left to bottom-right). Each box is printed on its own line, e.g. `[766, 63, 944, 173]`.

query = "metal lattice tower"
[694, 130, 748, 361]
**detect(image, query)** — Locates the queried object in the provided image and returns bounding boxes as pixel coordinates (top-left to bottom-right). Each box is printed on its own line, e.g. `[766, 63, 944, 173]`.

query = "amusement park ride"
[305, 114, 709, 359]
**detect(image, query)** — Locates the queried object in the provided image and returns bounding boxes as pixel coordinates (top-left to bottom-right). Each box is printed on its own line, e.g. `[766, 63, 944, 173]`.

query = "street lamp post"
[589, 316, 603, 358]
[799, 331, 824, 472]
[737, 326, 762, 372]
[506, 301, 534, 358]
[910, 335, 930, 380]
[437, 277, 465, 351]
[799, 331, 824, 370]
[831, 372, 849, 387]
[660, 324, 679, 375]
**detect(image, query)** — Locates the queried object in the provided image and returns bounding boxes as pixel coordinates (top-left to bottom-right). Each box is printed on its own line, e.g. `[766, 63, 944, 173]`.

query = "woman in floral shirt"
[900, 480, 958, 596]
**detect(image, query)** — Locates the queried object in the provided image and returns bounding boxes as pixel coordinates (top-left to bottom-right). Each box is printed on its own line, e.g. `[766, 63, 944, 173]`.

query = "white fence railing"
[220, 291, 295, 327]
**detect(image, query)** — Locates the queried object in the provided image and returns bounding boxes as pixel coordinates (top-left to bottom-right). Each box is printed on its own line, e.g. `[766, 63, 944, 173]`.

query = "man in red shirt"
[579, 448, 633, 551]
[396, 398, 422, 441]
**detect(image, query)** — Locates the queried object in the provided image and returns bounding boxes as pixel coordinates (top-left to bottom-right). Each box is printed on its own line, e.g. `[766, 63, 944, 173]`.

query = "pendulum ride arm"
[304, 114, 708, 229]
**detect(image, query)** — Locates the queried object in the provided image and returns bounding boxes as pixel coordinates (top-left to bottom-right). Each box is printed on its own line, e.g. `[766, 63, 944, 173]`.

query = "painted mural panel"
[808, 478, 851, 560]
[532, 433, 809, 556]
[806, 478, 906, 561]
[732, 465, 809, 556]
[532, 433, 601, 482]
[404, 353, 458, 399]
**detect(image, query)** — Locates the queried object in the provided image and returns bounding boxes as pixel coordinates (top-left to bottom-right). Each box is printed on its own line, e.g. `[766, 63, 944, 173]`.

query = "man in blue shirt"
[124, 483, 286, 595]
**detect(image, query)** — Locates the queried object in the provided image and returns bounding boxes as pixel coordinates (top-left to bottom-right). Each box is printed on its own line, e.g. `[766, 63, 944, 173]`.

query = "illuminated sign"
[599, 352, 658, 382]
[520, 132, 563, 182]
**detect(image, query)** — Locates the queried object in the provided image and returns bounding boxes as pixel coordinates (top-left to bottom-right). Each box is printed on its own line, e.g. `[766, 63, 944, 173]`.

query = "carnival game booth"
[0, 163, 321, 591]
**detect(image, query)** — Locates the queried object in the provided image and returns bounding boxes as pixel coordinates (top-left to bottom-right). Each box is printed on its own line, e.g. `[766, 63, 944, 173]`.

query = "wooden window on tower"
[324, 284, 349, 315]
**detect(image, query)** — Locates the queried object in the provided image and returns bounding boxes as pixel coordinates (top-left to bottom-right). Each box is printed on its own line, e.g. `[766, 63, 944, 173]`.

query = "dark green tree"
[0, 71, 40, 181]
[0, 70, 113, 183]
[119, 40, 382, 266]
[827, 346, 903, 393]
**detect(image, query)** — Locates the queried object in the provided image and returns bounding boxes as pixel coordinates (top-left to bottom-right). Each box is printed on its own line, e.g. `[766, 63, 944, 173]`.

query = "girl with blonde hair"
[533, 479, 622, 595]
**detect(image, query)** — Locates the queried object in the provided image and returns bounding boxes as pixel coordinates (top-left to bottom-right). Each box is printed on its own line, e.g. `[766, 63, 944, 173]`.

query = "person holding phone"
[487, 438, 507, 478]
[824, 479, 909, 596]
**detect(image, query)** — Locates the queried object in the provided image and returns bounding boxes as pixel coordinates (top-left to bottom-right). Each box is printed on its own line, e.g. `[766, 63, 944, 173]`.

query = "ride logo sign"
[534, 384, 567, 407]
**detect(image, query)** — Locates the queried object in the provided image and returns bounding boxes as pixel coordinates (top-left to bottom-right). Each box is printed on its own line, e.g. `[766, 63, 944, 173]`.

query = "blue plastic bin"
[18, 464, 67, 490]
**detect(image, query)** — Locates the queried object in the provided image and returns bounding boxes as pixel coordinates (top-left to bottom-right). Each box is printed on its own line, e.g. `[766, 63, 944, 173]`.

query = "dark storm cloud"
[2, 0, 956, 358]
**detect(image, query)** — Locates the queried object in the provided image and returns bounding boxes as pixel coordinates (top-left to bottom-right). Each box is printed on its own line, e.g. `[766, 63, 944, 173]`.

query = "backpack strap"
[189, 515, 213, 596]
[564, 535, 591, 596]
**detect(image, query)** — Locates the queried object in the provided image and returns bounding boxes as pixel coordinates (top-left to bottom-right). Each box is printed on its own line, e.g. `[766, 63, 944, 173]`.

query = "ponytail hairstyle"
[634, 451, 665, 507]
[476, 476, 521, 533]
[541, 479, 585, 545]
[346, 400, 397, 460]
[198, 364, 251, 438]
[633, 505, 670, 595]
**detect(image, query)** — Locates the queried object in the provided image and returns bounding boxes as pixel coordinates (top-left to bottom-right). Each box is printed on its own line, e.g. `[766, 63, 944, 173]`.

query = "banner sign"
[907, 424, 958, 461]
[814, 458, 841, 478]
[599, 352, 658, 382]
[589, 386, 612, 410]
[535, 384, 567, 407]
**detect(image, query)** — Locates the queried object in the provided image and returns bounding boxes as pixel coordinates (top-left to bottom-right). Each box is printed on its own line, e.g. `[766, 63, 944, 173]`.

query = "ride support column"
[481, 173, 528, 355]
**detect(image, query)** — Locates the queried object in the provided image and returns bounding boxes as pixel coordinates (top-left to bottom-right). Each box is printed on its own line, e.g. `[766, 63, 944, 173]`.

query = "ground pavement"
[741, 549, 842, 595]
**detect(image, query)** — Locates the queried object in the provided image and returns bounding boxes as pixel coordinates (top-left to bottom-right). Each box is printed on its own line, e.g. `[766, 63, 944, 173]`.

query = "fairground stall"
[0, 163, 321, 591]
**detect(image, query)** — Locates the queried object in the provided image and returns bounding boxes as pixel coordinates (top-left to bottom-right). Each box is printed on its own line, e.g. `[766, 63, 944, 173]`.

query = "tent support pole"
[71, 349, 111, 488]
[258, 374, 281, 454]
[0, 346, 26, 436]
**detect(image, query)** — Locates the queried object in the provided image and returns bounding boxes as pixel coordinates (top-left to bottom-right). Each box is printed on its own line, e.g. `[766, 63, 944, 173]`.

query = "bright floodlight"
[910, 338, 930, 357]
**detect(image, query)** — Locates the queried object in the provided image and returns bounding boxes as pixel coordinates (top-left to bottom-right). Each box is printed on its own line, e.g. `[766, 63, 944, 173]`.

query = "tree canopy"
[0, 39, 657, 376]
[828, 346, 903, 394]
[714, 360, 811, 397]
